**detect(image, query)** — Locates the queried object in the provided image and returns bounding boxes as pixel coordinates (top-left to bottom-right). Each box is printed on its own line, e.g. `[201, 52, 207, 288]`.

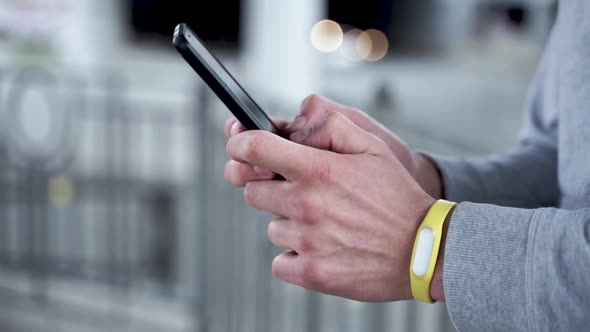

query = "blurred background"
[0, 0, 556, 331]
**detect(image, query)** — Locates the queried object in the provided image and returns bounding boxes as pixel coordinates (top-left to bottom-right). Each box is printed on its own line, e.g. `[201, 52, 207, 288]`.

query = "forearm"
[439, 203, 590, 331]
[423, 144, 558, 208]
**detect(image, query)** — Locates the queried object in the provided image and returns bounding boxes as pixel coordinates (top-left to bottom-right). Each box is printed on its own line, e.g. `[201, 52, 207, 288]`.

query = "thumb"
[290, 112, 387, 155]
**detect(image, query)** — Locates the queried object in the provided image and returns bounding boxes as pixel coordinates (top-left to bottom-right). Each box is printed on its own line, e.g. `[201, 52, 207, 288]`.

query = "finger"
[225, 116, 290, 138]
[224, 117, 246, 138]
[224, 117, 237, 138]
[271, 251, 304, 286]
[243, 180, 297, 217]
[227, 130, 322, 180]
[284, 95, 329, 134]
[285, 95, 369, 134]
[301, 95, 386, 133]
[225, 160, 275, 187]
[290, 95, 407, 152]
[267, 218, 298, 250]
[291, 111, 388, 156]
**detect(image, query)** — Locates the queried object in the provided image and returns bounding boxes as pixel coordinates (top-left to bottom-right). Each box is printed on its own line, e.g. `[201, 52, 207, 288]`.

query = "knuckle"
[322, 112, 345, 131]
[224, 161, 245, 187]
[244, 133, 265, 161]
[267, 220, 279, 241]
[322, 112, 336, 128]
[243, 182, 259, 207]
[224, 161, 236, 184]
[348, 108, 374, 130]
[301, 259, 326, 290]
[302, 94, 324, 110]
[271, 256, 282, 278]
[312, 158, 333, 183]
[374, 139, 391, 155]
[225, 141, 232, 157]
[224, 117, 235, 135]
[297, 236, 316, 253]
[293, 194, 315, 221]
[349, 107, 368, 121]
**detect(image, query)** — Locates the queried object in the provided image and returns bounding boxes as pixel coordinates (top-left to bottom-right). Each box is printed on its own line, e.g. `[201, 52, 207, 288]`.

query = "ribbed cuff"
[423, 153, 489, 203]
[443, 202, 535, 332]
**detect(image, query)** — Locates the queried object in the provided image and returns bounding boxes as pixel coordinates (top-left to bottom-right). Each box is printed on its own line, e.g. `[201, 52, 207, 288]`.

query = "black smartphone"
[173, 23, 280, 134]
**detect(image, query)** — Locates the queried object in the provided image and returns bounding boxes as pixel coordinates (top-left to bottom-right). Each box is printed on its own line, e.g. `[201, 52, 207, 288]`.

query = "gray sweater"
[429, 1, 590, 331]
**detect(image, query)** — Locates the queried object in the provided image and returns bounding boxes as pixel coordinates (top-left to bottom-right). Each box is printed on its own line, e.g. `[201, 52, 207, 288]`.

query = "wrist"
[429, 206, 454, 302]
[413, 153, 444, 200]
[409, 200, 456, 303]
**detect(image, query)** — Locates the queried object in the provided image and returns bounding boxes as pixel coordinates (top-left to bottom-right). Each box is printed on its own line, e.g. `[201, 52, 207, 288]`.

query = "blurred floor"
[0, 270, 194, 332]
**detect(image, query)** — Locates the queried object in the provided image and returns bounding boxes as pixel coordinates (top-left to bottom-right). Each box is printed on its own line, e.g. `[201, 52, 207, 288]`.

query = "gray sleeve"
[443, 203, 590, 331]
[431, 144, 557, 208]
[422, 18, 590, 332]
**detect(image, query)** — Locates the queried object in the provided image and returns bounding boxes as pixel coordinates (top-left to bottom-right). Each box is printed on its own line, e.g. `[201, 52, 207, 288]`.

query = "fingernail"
[230, 121, 240, 136]
[286, 115, 307, 131]
[253, 165, 274, 177]
[290, 127, 313, 143]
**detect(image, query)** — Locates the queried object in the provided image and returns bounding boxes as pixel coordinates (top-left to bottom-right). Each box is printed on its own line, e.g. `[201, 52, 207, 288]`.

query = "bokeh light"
[355, 30, 373, 60]
[364, 29, 389, 61]
[310, 19, 344, 53]
[340, 28, 363, 61]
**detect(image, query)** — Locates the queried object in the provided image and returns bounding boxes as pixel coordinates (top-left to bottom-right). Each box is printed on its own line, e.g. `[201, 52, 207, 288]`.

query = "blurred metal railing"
[0, 65, 456, 332]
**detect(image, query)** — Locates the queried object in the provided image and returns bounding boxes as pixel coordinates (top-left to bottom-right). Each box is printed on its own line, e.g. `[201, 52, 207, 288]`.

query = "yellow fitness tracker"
[409, 199, 457, 303]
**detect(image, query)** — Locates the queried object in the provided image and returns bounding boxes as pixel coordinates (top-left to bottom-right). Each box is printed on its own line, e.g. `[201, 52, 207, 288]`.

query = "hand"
[226, 111, 436, 302]
[224, 95, 442, 198]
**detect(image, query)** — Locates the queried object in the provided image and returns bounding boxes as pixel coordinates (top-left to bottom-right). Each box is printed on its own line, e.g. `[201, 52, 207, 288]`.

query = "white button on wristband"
[412, 228, 435, 277]
[409, 199, 457, 303]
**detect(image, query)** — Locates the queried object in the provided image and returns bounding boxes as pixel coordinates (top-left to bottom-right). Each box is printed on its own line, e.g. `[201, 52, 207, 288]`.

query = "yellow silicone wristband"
[409, 199, 457, 303]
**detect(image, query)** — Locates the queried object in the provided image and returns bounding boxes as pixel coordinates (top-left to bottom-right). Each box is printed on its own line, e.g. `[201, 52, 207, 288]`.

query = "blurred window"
[129, 0, 241, 47]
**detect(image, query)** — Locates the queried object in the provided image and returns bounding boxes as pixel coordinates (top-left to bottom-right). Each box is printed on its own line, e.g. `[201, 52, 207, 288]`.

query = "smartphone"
[173, 23, 280, 134]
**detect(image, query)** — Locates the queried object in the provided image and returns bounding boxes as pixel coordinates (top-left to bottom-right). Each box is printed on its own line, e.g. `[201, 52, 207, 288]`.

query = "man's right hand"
[224, 95, 443, 199]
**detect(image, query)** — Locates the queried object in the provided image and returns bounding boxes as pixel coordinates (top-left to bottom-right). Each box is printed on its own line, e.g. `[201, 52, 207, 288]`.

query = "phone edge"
[173, 23, 280, 135]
